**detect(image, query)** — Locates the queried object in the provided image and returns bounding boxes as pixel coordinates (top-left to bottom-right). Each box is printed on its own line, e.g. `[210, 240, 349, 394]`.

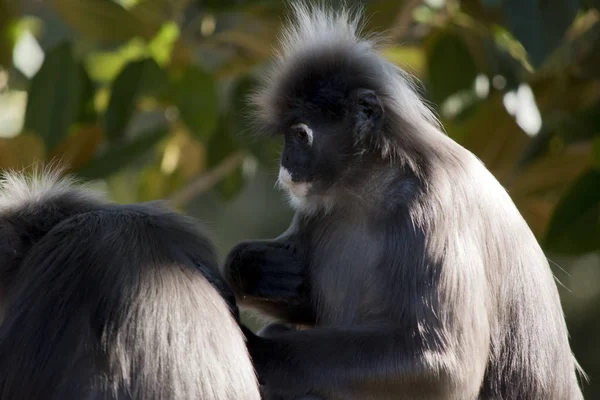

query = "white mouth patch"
[277, 167, 311, 201]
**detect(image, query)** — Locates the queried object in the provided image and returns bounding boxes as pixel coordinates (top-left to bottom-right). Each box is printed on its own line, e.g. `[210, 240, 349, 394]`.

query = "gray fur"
[224, 2, 585, 399]
[0, 169, 260, 400]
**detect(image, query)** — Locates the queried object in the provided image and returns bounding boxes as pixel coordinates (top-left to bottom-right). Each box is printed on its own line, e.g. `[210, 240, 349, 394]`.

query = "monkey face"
[278, 123, 315, 203]
[258, 48, 386, 209]
[277, 112, 350, 207]
[275, 85, 384, 209]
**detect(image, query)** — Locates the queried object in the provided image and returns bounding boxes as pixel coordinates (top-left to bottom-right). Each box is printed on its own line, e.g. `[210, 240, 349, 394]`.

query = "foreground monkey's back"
[0, 170, 261, 400]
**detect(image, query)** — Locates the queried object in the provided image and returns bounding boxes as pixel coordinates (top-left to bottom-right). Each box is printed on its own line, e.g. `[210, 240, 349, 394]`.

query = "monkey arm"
[245, 324, 469, 399]
[223, 239, 316, 325]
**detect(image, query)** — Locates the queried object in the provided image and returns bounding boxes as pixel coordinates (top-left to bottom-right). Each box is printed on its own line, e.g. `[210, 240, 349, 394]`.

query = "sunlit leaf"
[104, 58, 167, 140]
[85, 39, 149, 82]
[23, 42, 83, 152]
[0, 90, 27, 139]
[490, 25, 533, 74]
[381, 46, 426, 76]
[147, 22, 180, 66]
[171, 66, 218, 143]
[49, 0, 152, 45]
[544, 169, 600, 254]
[75, 127, 167, 180]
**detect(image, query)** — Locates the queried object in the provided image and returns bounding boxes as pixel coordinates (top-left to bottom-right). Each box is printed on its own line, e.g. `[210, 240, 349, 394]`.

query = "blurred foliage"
[0, 0, 599, 394]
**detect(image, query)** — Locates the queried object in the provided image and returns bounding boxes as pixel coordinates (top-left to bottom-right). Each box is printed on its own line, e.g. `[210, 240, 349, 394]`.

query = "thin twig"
[168, 150, 247, 207]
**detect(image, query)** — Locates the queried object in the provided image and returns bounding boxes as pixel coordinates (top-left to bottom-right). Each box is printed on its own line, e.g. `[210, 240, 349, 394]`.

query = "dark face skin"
[276, 79, 384, 205]
[278, 112, 350, 196]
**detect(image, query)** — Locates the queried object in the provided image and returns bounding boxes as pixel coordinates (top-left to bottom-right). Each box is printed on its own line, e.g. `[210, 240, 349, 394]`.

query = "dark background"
[0, 0, 598, 396]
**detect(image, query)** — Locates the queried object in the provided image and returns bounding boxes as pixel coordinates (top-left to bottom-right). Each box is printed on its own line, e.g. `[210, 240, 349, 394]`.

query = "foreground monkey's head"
[252, 2, 439, 210]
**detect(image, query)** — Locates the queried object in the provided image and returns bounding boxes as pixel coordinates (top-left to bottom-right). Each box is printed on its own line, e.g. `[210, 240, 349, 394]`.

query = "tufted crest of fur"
[0, 166, 103, 213]
[252, 1, 441, 166]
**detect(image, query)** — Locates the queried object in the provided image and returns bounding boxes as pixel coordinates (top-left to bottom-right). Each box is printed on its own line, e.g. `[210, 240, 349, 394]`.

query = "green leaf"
[171, 66, 219, 143]
[481, 0, 504, 7]
[104, 58, 167, 141]
[556, 106, 600, 143]
[544, 169, 600, 254]
[24, 42, 83, 152]
[0, 1, 16, 67]
[48, 0, 152, 45]
[75, 127, 167, 180]
[502, 0, 580, 68]
[584, 0, 600, 9]
[207, 120, 245, 200]
[426, 31, 478, 105]
[593, 136, 600, 168]
[484, 34, 526, 89]
[76, 64, 97, 124]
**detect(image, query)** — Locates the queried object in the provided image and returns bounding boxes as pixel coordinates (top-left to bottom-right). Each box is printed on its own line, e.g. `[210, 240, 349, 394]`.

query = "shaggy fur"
[0, 168, 260, 400]
[224, 2, 585, 399]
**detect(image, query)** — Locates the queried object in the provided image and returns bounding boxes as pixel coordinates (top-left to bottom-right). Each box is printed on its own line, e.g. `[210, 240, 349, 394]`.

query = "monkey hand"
[257, 323, 298, 338]
[223, 241, 308, 302]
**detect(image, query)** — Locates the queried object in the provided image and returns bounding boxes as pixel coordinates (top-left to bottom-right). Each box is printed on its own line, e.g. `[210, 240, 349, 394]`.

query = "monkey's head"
[252, 3, 437, 210]
[272, 61, 386, 208]
[254, 44, 393, 209]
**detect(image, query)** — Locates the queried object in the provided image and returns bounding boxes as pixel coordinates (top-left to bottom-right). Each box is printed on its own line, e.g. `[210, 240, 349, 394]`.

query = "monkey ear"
[351, 88, 384, 141]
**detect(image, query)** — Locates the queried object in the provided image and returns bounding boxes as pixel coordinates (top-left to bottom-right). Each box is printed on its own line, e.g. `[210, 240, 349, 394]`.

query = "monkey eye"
[294, 128, 307, 140]
[290, 123, 312, 144]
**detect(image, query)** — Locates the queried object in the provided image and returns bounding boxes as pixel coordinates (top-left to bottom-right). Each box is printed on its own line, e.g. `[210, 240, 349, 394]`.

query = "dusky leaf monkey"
[0, 168, 260, 400]
[223, 2, 585, 399]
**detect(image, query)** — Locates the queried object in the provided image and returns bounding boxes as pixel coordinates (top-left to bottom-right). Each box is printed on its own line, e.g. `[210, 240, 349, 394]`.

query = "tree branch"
[168, 150, 247, 208]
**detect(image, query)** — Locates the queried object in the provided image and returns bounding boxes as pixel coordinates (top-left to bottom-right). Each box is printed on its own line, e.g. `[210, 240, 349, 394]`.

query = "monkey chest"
[307, 224, 385, 325]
